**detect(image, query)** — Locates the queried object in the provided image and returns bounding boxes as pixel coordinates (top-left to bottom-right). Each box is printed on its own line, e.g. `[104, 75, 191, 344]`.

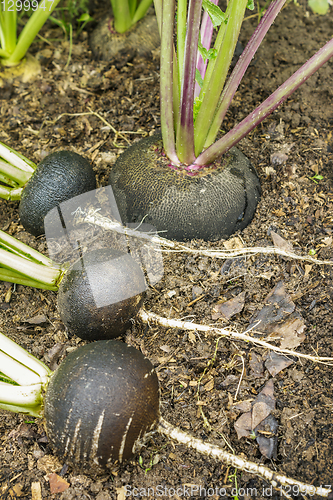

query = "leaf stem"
[0, 331, 51, 416]
[159, 0, 179, 164]
[194, 0, 218, 99]
[203, 0, 286, 149]
[132, 0, 153, 25]
[194, 0, 248, 156]
[195, 37, 333, 165]
[4, 0, 61, 65]
[175, 0, 202, 164]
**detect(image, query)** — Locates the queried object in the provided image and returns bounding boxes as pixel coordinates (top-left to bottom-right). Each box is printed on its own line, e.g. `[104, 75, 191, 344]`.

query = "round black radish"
[19, 150, 96, 237]
[57, 248, 146, 341]
[89, 10, 159, 61]
[108, 133, 261, 242]
[44, 340, 160, 470]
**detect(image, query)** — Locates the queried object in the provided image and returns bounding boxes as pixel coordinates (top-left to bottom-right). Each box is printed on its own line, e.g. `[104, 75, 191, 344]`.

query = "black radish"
[0, 143, 96, 236]
[57, 247, 147, 341]
[44, 340, 160, 469]
[19, 150, 96, 237]
[0, 230, 147, 341]
[0, 332, 329, 497]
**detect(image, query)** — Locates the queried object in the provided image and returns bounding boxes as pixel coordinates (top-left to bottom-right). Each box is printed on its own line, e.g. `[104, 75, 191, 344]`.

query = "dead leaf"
[232, 399, 253, 413]
[159, 345, 172, 353]
[257, 379, 275, 404]
[249, 352, 264, 378]
[264, 351, 294, 376]
[212, 291, 245, 320]
[255, 414, 279, 459]
[270, 151, 288, 165]
[188, 331, 196, 343]
[221, 375, 240, 387]
[8, 422, 36, 440]
[304, 264, 312, 277]
[269, 311, 306, 349]
[234, 412, 252, 439]
[234, 380, 276, 449]
[246, 281, 296, 334]
[321, 236, 333, 246]
[252, 401, 272, 429]
[270, 231, 293, 253]
[48, 473, 70, 494]
[23, 314, 48, 325]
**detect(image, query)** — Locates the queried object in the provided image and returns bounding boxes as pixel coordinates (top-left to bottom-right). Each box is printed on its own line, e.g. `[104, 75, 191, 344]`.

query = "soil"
[0, 1, 332, 499]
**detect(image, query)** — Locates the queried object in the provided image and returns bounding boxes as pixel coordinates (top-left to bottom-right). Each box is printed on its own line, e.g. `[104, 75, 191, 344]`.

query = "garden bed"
[0, 1, 332, 498]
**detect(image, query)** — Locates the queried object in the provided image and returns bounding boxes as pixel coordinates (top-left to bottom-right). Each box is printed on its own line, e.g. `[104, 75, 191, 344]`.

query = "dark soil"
[0, 1, 333, 499]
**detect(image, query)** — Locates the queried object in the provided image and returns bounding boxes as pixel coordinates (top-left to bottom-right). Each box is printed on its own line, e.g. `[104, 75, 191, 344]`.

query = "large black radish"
[0, 332, 327, 496]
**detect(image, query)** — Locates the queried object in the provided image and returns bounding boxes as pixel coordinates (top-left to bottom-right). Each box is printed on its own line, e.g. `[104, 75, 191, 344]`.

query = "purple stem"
[195, 37, 333, 166]
[204, 0, 286, 148]
[176, 0, 203, 164]
[194, 0, 219, 99]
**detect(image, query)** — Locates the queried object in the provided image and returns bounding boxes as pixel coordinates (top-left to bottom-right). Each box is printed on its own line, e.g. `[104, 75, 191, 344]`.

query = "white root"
[158, 418, 332, 498]
[76, 208, 333, 265]
[139, 310, 333, 365]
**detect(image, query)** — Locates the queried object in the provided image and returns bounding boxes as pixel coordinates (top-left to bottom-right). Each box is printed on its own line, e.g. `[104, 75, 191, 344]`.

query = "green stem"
[0, 142, 36, 173]
[159, 0, 179, 164]
[0, 5, 17, 56]
[110, 0, 132, 33]
[0, 48, 10, 58]
[0, 331, 51, 416]
[177, 0, 187, 87]
[128, 0, 137, 18]
[0, 248, 63, 287]
[0, 331, 51, 380]
[132, 0, 153, 24]
[0, 351, 42, 386]
[4, 0, 61, 65]
[0, 229, 57, 267]
[0, 172, 19, 189]
[153, 0, 162, 33]
[0, 185, 17, 201]
[194, 0, 248, 156]
[0, 142, 36, 199]
[0, 268, 59, 290]
[0, 159, 32, 186]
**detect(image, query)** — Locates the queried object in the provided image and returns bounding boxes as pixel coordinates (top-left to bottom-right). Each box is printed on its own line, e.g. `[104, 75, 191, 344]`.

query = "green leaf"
[195, 69, 204, 89]
[193, 95, 204, 121]
[202, 0, 226, 28]
[308, 0, 329, 14]
[198, 38, 217, 63]
[77, 13, 92, 22]
[247, 0, 255, 10]
[198, 39, 209, 62]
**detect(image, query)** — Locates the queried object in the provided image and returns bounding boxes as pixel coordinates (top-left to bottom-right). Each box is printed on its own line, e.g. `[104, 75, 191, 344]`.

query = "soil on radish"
[0, 1, 332, 498]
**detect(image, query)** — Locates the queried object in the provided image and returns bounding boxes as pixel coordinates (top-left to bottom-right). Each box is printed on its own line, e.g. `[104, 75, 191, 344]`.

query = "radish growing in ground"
[0, 144, 96, 236]
[0, 332, 331, 497]
[0, 229, 147, 340]
[108, 0, 333, 241]
[0, 0, 61, 76]
[89, 0, 159, 60]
